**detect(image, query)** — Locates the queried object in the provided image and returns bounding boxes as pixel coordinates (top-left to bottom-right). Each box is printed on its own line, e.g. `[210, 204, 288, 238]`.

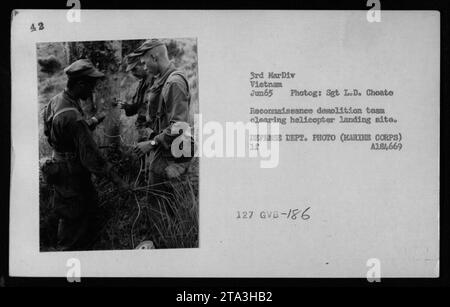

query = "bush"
[38, 55, 62, 74]
[67, 41, 120, 73]
[166, 39, 185, 62]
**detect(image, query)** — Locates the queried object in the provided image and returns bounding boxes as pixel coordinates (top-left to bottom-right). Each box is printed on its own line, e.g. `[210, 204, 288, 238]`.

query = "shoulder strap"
[166, 71, 189, 91]
[46, 107, 82, 147]
[156, 71, 191, 118]
[161, 71, 190, 104]
[53, 107, 82, 121]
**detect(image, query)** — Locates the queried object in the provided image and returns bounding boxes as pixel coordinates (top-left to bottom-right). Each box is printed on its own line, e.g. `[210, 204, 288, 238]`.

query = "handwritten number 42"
[30, 22, 45, 32]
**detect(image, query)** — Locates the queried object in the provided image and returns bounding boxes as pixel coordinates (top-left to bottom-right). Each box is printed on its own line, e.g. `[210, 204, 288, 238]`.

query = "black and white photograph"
[37, 38, 199, 251]
[6, 8, 443, 283]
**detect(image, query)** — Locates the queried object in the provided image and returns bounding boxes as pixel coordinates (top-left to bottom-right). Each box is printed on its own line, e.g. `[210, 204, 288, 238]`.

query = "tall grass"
[90, 146, 199, 250]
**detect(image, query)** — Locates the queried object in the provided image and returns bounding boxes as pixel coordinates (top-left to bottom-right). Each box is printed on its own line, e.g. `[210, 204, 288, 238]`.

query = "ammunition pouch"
[40, 158, 65, 184]
[52, 151, 77, 161]
[40, 151, 82, 184]
[167, 134, 196, 164]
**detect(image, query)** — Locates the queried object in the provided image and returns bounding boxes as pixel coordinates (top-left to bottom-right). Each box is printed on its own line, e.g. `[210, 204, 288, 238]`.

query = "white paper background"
[10, 10, 439, 277]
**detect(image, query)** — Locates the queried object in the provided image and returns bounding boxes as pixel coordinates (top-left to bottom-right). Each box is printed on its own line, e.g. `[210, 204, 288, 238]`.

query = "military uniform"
[146, 62, 191, 183]
[42, 60, 117, 251]
[122, 74, 154, 141]
[132, 39, 193, 183]
[122, 52, 155, 141]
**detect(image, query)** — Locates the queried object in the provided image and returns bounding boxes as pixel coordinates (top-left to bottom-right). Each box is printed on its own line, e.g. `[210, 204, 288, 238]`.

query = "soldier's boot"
[56, 216, 89, 251]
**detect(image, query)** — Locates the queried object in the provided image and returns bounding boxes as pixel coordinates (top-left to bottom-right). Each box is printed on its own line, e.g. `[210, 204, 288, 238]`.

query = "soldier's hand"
[94, 111, 106, 123]
[133, 141, 154, 158]
[111, 98, 121, 107]
[117, 100, 128, 109]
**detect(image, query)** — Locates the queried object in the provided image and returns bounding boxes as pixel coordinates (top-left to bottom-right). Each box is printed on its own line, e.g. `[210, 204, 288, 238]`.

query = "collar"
[63, 89, 84, 116]
[159, 62, 175, 78]
[143, 73, 155, 86]
[151, 62, 176, 91]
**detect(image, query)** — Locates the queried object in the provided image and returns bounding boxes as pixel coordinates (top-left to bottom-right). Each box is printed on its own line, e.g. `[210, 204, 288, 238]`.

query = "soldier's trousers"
[52, 167, 99, 251]
[145, 148, 191, 216]
[146, 148, 191, 184]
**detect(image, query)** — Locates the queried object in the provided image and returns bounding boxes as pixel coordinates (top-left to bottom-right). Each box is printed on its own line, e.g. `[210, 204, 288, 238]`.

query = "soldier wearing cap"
[42, 59, 129, 251]
[118, 51, 155, 141]
[132, 39, 193, 184]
